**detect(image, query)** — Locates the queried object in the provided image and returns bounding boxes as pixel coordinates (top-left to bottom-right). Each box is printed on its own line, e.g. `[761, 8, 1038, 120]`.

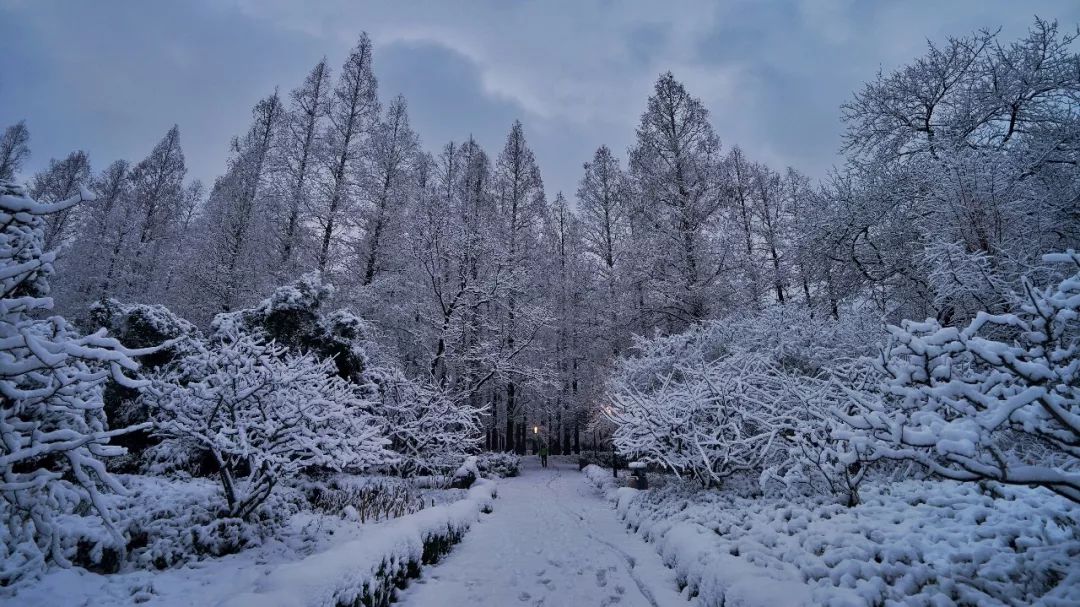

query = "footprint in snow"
[518, 591, 532, 602]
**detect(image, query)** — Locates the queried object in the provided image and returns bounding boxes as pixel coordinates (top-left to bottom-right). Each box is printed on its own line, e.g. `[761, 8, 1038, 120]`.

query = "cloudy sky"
[2, 0, 1078, 199]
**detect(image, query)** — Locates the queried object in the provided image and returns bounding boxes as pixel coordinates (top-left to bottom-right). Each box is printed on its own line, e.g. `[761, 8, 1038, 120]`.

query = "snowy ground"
[399, 456, 686, 607]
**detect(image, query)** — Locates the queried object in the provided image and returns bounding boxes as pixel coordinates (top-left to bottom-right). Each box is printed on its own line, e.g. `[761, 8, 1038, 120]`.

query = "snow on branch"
[0, 181, 149, 584]
[842, 251, 1080, 502]
[145, 330, 396, 519]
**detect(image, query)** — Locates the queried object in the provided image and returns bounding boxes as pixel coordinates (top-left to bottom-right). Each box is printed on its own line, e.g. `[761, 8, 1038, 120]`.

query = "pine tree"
[29, 150, 91, 250]
[629, 73, 727, 331]
[187, 92, 283, 322]
[277, 59, 331, 276]
[0, 121, 31, 181]
[358, 95, 418, 286]
[315, 34, 379, 274]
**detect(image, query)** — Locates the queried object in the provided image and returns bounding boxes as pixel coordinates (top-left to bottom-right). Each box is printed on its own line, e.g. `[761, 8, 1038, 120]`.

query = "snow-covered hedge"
[450, 455, 480, 489]
[476, 452, 521, 478]
[222, 478, 498, 607]
[583, 466, 1080, 606]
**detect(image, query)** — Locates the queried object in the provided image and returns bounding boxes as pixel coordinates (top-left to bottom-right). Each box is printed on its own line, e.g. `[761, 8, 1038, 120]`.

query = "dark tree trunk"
[505, 382, 515, 454]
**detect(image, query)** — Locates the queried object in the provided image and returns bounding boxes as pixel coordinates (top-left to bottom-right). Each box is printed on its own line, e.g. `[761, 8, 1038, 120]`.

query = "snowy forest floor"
[399, 456, 687, 607]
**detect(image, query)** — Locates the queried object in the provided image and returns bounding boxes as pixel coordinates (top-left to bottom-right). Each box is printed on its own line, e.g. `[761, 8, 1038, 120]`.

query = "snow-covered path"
[399, 457, 686, 607]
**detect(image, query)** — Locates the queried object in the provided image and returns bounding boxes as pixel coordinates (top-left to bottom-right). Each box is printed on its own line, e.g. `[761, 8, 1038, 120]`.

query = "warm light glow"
[533, 426, 539, 434]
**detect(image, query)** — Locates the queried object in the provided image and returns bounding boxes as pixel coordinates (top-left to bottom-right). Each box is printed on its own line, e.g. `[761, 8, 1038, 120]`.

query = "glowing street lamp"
[533, 425, 539, 435]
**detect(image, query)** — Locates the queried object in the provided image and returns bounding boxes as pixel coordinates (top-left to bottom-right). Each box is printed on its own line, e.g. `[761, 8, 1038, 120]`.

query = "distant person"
[539, 445, 549, 468]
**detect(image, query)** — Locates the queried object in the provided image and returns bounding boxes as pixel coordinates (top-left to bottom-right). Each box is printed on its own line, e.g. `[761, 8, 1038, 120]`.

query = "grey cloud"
[3, 0, 1078, 200]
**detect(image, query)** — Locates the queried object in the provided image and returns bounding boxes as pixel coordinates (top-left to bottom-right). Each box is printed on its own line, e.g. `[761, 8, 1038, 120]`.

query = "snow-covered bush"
[367, 366, 482, 476]
[62, 474, 304, 573]
[614, 305, 879, 394]
[608, 354, 790, 488]
[476, 452, 521, 478]
[757, 358, 877, 507]
[145, 330, 395, 520]
[843, 251, 1080, 502]
[450, 455, 480, 489]
[88, 298, 200, 366]
[590, 474, 1080, 606]
[210, 273, 375, 383]
[208, 273, 481, 478]
[0, 182, 154, 584]
[305, 476, 423, 523]
[87, 298, 202, 472]
[608, 305, 881, 498]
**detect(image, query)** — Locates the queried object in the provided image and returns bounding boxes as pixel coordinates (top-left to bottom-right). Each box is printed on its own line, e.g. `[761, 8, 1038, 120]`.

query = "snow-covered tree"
[52, 160, 134, 313]
[0, 121, 30, 182]
[29, 150, 91, 251]
[147, 330, 393, 520]
[0, 181, 151, 583]
[577, 145, 629, 358]
[366, 367, 482, 476]
[831, 18, 1080, 324]
[275, 58, 331, 276]
[315, 34, 379, 274]
[185, 92, 283, 322]
[628, 72, 728, 331]
[357, 94, 418, 286]
[842, 251, 1080, 503]
[122, 126, 191, 302]
[607, 354, 789, 488]
[493, 121, 550, 454]
[210, 273, 379, 384]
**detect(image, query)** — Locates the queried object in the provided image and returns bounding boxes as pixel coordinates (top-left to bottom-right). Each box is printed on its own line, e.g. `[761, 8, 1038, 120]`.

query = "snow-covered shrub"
[208, 273, 480, 478]
[608, 305, 881, 501]
[0, 182, 155, 584]
[61, 474, 304, 573]
[88, 298, 199, 366]
[87, 298, 202, 472]
[608, 354, 791, 488]
[210, 273, 375, 383]
[451, 455, 480, 489]
[122, 476, 304, 567]
[305, 476, 423, 523]
[843, 251, 1080, 502]
[614, 305, 879, 393]
[366, 366, 482, 476]
[476, 452, 521, 478]
[595, 475, 1080, 606]
[759, 359, 876, 507]
[145, 330, 395, 520]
